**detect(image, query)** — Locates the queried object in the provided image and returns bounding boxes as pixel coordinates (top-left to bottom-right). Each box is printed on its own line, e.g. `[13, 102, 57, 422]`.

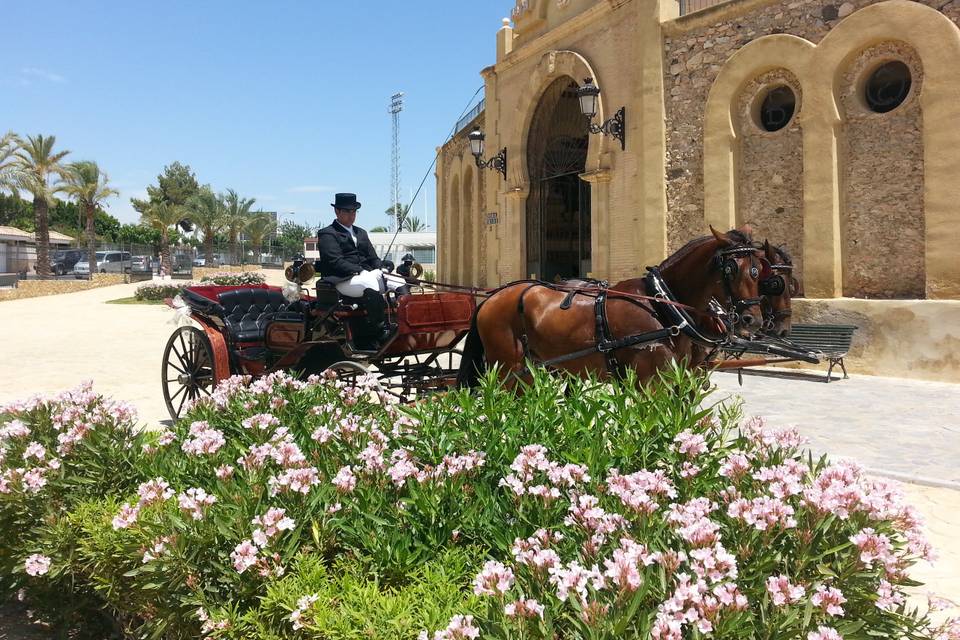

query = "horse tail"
[457, 306, 486, 389]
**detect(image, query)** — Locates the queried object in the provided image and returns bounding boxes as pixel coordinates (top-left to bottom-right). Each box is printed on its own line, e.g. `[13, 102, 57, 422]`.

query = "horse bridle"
[714, 246, 767, 326]
[760, 262, 794, 331]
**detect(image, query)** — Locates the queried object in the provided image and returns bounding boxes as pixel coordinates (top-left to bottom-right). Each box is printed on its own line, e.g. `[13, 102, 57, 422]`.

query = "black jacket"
[316, 221, 381, 281]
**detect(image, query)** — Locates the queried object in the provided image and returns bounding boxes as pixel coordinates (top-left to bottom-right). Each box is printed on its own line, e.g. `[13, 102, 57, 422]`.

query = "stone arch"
[703, 34, 815, 235]
[513, 50, 606, 189]
[735, 68, 806, 282]
[448, 170, 462, 284]
[462, 164, 475, 285]
[814, 0, 960, 298]
[836, 41, 924, 298]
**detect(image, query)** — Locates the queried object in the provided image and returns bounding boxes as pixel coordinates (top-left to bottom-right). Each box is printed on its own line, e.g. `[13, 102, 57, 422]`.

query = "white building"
[304, 231, 437, 274]
[0, 226, 75, 274]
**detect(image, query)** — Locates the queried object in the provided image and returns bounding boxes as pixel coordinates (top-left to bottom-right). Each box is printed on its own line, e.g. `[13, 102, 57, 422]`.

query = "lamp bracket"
[588, 106, 626, 151]
[475, 147, 508, 180]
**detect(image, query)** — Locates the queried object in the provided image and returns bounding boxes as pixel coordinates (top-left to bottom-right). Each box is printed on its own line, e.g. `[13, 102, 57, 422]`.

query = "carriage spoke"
[169, 383, 187, 403]
[177, 389, 189, 417]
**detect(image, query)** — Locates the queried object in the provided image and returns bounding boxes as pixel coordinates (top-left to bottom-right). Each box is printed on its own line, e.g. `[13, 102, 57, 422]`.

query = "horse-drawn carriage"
[161, 260, 474, 420]
[162, 227, 821, 420]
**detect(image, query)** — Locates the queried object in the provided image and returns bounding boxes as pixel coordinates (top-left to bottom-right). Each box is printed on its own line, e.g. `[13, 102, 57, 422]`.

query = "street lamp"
[468, 129, 507, 180]
[576, 77, 626, 151]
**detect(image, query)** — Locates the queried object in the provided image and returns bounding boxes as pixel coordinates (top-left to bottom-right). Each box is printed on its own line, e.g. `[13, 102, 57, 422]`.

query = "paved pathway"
[712, 369, 960, 488]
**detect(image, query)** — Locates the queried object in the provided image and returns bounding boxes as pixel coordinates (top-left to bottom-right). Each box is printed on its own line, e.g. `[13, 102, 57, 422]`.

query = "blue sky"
[2, 1, 507, 231]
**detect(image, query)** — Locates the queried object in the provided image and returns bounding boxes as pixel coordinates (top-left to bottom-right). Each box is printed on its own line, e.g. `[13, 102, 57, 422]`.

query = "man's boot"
[361, 289, 396, 348]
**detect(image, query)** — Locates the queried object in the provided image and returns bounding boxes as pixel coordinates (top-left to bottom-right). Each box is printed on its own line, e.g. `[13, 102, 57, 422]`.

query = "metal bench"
[782, 324, 858, 382]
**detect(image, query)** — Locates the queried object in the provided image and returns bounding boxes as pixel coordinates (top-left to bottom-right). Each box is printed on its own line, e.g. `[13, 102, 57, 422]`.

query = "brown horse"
[759, 241, 800, 338]
[457, 227, 769, 388]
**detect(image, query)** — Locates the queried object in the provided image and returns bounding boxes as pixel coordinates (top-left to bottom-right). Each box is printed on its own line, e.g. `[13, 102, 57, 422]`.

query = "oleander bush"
[0, 368, 956, 640]
[198, 272, 266, 286]
[135, 281, 194, 301]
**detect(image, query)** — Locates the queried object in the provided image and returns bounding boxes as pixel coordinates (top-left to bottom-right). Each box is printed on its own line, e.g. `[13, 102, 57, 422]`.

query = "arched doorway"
[526, 77, 591, 281]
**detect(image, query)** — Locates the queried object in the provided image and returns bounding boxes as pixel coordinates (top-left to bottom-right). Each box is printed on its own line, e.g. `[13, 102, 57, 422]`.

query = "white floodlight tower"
[389, 92, 404, 231]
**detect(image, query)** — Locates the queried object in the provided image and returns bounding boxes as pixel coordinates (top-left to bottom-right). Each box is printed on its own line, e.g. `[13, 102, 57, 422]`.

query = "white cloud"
[287, 185, 335, 193]
[19, 67, 66, 83]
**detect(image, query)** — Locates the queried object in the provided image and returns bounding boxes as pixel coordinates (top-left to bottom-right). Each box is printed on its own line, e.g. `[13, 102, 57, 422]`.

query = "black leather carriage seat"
[218, 288, 296, 343]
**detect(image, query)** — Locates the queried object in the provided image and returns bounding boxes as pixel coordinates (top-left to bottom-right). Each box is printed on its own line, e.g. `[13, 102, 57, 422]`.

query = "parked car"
[48, 249, 86, 275]
[131, 255, 151, 272]
[192, 257, 206, 267]
[74, 251, 133, 277]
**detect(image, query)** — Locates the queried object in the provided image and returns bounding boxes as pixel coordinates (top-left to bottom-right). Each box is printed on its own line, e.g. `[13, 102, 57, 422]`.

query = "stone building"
[436, 0, 960, 381]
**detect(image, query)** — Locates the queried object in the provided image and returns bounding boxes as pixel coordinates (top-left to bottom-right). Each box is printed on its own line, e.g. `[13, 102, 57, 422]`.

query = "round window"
[758, 86, 796, 132]
[864, 61, 912, 113]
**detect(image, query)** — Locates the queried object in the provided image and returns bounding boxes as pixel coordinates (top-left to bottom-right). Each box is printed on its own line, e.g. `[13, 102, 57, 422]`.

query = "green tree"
[223, 189, 256, 264]
[0, 193, 33, 229]
[63, 161, 119, 276]
[185, 187, 226, 264]
[131, 161, 199, 213]
[277, 220, 312, 259]
[245, 211, 277, 263]
[140, 202, 188, 274]
[13, 134, 70, 277]
[402, 215, 428, 232]
[370, 226, 390, 233]
[116, 223, 163, 251]
[0, 132, 19, 194]
[384, 203, 410, 230]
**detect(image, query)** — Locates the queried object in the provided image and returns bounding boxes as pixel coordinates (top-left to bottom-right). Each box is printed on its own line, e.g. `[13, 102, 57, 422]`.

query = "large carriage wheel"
[162, 326, 216, 421]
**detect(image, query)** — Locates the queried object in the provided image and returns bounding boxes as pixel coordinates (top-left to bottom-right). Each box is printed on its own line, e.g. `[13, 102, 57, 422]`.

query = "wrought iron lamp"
[576, 77, 626, 151]
[468, 129, 507, 180]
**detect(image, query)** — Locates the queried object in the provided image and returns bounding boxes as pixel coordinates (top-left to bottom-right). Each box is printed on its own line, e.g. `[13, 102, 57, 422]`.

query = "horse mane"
[659, 229, 754, 271]
[773, 244, 793, 265]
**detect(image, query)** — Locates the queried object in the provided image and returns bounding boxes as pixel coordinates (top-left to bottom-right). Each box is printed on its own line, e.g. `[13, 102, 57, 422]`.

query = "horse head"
[760, 240, 797, 338]
[709, 226, 766, 338]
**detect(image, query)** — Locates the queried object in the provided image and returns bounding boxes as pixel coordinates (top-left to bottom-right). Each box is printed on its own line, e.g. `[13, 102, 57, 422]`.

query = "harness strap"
[595, 291, 621, 377]
[645, 267, 728, 347]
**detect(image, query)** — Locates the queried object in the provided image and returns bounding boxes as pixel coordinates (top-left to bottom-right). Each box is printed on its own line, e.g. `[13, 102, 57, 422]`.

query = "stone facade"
[0, 274, 127, 302]
[435, 0, 960, 377]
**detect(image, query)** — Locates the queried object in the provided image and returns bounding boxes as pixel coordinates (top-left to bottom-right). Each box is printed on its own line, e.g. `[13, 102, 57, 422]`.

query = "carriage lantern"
[576, 77, 626, 151]
[468, 128, 507, 180]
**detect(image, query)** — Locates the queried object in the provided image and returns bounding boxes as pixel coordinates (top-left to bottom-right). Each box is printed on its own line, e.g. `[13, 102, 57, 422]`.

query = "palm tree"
[245, 211, 277, 264]
[13, 135, 70, 277]
[63, 161, 118, 277]
[140, 202, 185, 275]
[402, 215, 428, 232]
[186, 187, 226, 264]
[223, 189, 256, 264]
[0, 132, 20, 194]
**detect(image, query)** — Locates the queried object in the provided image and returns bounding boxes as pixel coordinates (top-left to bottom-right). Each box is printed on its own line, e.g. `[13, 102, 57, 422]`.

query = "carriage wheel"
[162, 326, 215, 422]
[322, 361, 385, 394]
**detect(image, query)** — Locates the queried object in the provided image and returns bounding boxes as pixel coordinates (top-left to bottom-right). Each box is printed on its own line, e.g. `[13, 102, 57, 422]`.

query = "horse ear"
[739, 224, 754, 237]
[710, 225, 733, 247]
[763, 239, 774, 259]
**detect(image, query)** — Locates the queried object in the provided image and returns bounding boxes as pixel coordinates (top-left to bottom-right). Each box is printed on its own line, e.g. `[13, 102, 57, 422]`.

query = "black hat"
[332, 193, 362, 211]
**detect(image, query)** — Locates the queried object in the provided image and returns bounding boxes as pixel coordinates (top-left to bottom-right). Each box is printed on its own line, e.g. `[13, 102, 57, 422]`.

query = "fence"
[0, 238, 285, 282]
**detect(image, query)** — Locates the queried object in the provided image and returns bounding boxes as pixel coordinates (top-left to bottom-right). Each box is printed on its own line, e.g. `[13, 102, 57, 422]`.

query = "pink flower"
[311, 426, 335, 443]
[231, 540, 259, 573]
[473, 561, 515, 596]
[251, 507, 295, 546]
[548, 561, 605, 603]
[137, 478, 174, 507]
[333, 466, 357, 493]
[177, 488, 217, 520]
[112, 503, 140, 529]
[242, 413, 280, 431]
[24, 554, 51, 576]
[606, 468, 676, 515]
[157, 429, 176, 446]
[727, 496, 797, 531]
[807, 626, 843, 640]
[0, 419, 30, 440]
[719, 454, 751, 480]
[142, 536, 171, 563]
[181, 421, 226, 456]
[812, 584, 846, 616]
[604, 538, 657, 591]
[22, 468, 47, 493]
[766, 575, 805, 606]
[23, 442, 46, 461]
[850, 528, 895, 568]
[876, 580, 904, 610]
[674, 429, 708, 457]
[504, 597, 544, 619]
[269, 467, 320, 495]
[216, 465, 235, 480]
[430, 614, 480, 640]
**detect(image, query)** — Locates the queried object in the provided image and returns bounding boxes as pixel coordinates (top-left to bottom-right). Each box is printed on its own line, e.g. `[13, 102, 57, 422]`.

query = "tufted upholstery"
[218, 288, 295, 342]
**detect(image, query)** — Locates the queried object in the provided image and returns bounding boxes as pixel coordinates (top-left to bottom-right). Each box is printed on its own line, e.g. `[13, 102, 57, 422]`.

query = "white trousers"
[335, 269, 406, 298]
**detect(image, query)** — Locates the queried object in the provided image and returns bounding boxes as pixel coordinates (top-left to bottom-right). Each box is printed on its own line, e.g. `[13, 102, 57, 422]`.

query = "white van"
[74, 251, 133, 276]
